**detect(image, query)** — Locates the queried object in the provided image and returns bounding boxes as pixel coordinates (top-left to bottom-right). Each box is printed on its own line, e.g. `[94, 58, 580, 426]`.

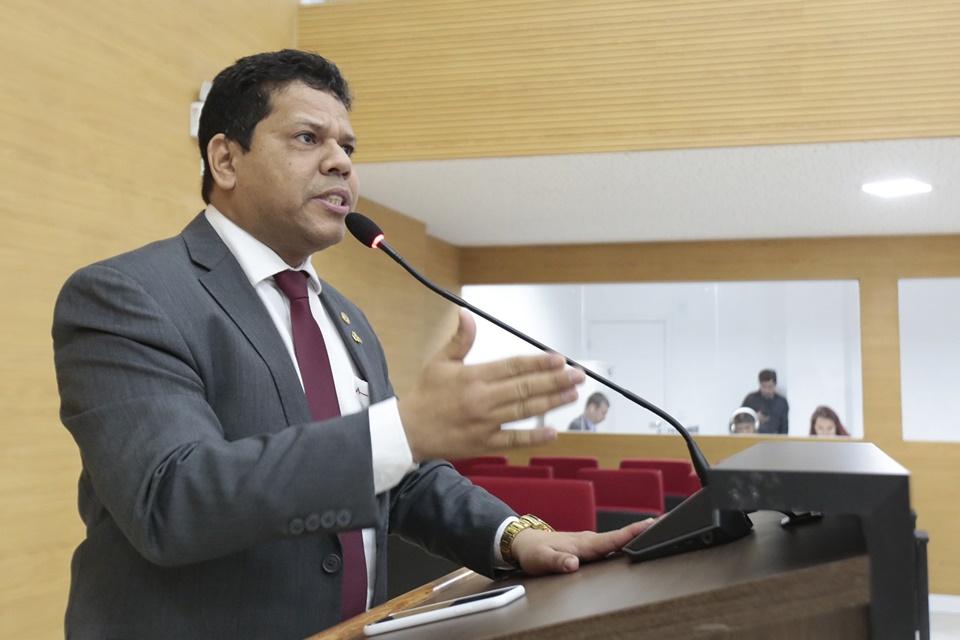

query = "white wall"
[462, 280, 863, 437]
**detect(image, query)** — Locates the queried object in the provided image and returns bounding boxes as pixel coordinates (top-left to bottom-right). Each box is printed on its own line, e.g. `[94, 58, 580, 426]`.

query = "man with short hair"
[568, 392, 610, 432]
[52, 50, 652, 639]
[740, 369, 789, 434]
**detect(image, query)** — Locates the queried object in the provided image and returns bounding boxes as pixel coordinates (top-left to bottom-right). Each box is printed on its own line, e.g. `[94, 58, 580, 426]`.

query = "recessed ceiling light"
[861, 178, 932, 198]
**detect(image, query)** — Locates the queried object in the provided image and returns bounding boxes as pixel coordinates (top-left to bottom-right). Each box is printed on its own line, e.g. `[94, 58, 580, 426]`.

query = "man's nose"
[321, 140, 352, 176]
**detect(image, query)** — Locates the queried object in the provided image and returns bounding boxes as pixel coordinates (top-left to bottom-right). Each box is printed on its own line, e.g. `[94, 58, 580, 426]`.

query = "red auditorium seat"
[469, 463, 554, 478]
[449, 455, 509, 476]
[528, 455, 599, 480]
[469, 476, 596, 532]
[577, 468, 665, 532]
[619, 458, 697, 510]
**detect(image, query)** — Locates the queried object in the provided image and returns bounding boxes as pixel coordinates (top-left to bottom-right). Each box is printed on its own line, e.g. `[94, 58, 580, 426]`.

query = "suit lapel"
[181, 213, 312, 425]
[317, 284, 383, 400]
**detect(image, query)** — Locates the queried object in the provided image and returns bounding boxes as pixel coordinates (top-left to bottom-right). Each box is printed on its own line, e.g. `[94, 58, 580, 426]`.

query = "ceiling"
[355, 136, 960, 247]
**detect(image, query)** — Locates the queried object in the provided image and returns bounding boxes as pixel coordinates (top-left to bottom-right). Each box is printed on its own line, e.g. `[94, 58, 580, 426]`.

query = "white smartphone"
[362, 584, 525, 636]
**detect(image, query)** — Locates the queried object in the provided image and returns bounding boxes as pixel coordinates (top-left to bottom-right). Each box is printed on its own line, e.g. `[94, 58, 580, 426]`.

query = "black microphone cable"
[345, 211, 711, 486]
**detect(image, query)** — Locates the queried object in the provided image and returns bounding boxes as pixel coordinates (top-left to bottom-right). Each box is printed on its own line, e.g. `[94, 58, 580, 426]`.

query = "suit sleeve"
[53, 263, 380, 567]
[387, 460, 516, 577]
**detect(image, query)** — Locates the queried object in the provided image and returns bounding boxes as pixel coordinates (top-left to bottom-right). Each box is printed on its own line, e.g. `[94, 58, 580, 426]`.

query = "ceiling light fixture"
[861, 178, 933, 198]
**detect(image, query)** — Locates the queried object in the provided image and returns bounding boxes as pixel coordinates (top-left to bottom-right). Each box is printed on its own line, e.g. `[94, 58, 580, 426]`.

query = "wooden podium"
[311, 441, 917, 640]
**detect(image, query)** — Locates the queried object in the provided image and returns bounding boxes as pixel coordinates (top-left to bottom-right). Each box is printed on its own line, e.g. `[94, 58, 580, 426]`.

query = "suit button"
[322, 554, 342, 574]
[336, 510, 352, 527]
[288, 518, 305, 535]
[305, 513, 321, 532]
[320, 511, 337, 529]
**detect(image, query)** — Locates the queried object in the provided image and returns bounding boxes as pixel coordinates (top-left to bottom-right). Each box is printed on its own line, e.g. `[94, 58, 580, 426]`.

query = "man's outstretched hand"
[398, 309, 585, 462]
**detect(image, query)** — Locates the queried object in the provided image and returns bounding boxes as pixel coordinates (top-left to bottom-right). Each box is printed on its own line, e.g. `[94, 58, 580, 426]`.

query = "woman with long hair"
[809, 405, 849, 436]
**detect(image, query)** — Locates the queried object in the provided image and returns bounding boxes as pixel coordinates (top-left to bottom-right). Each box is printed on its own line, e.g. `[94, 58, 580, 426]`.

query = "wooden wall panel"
[0, 1, 298, 637]
[1, 3, 462, 635]
[462, 235, 960, 595]
[299, 0, 960, 162]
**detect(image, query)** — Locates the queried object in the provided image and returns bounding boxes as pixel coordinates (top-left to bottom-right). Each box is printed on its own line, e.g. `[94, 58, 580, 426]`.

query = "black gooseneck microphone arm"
[345, 211, 754, 563]
[344, 211, 711, 486]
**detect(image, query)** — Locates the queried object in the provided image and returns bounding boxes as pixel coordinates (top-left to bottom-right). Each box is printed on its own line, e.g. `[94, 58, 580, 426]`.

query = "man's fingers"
[485, 427, 558, 452]
[480, 385, 581, 425]
[473, 368, 584, 420]
[587, 520, 657, 558]
[533, 549, 579, 575]
[440, 364, 582, 425]
[492, 367, 584, 402]
[472, 352, 572, 382]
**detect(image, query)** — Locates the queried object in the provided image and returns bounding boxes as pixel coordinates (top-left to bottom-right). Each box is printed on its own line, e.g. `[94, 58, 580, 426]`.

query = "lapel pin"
[351, 331, 362, 344]
[340, 311, 351, 325]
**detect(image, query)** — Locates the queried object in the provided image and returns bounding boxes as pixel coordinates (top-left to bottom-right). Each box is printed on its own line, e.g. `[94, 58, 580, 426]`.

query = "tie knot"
[274, 270, 309, 301]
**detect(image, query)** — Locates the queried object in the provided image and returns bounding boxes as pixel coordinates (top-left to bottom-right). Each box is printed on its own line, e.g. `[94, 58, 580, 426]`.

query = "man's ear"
[206, 134, 238, 192]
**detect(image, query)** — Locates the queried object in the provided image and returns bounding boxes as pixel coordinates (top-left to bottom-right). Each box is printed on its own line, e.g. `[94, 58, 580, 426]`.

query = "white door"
[586, 321, 666, 434]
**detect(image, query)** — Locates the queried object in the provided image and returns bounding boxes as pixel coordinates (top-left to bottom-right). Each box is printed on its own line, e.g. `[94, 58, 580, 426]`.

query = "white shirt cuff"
[492, 516, 520, 569]
[369, 397, 417, 494]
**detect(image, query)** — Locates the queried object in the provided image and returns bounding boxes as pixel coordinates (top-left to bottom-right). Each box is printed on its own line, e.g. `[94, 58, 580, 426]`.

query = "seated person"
[567, 392, 609, 432]
[809, 405, 850, 436]
[729, 407, 759, 434]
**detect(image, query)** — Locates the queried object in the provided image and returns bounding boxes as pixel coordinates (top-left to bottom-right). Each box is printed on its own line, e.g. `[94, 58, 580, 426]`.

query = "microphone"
[345, 211, 753, 562]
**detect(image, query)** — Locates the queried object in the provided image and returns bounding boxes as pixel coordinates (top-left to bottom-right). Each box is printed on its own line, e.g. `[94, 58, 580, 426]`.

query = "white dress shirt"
[205, 206, 419, 607]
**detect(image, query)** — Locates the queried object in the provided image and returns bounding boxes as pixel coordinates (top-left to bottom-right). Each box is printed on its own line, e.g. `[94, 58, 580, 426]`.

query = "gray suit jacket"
[52, 213, 514, 640]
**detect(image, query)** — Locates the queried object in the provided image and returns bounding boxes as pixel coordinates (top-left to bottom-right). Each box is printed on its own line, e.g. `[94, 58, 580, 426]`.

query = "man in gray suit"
[52, 50, 652, 639]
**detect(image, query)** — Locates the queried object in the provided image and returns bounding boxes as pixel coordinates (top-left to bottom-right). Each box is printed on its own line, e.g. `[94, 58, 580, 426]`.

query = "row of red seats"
[452, 455, 701, 502]
[450, 455, 702, 532]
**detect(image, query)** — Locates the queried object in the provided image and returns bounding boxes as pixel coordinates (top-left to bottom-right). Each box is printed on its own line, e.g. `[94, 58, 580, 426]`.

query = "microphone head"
[345, 212, 384, 248]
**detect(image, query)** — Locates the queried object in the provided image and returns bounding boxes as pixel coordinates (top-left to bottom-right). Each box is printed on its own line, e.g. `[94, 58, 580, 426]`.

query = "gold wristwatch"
[500, 514, 555, 566]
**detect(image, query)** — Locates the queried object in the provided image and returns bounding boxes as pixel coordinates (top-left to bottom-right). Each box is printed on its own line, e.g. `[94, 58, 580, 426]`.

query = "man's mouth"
[319, 194, 345, 206]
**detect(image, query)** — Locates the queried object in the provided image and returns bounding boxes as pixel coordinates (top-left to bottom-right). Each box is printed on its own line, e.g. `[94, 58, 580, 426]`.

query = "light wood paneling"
[2, 4, 462, 636]
[462, 235, 960, 595]
[299, 0, 960, 162]
[0, 1, 298, 637]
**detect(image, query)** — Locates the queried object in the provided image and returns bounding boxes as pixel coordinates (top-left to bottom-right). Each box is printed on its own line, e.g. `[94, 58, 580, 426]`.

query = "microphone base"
[621, 488, 753, 563]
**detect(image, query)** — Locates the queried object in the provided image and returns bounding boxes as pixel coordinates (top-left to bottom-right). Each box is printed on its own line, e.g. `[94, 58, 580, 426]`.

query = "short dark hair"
[758, 369, 777, 384]
[197, 49, 352, 203]
[586, 392, 609, 408]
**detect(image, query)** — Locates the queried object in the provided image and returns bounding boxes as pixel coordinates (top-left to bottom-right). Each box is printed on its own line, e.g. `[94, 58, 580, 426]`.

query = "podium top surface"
[327, 511, 868, 640]
[713, 441, 908, 476]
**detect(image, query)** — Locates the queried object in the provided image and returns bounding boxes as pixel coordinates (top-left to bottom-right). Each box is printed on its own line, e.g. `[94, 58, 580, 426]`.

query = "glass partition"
[462, 281, 863, 438]
[899, 278, 960, 442]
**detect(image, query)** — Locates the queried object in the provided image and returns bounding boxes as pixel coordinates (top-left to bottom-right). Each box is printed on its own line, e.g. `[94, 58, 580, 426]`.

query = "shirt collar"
[204, 204, 322, 293]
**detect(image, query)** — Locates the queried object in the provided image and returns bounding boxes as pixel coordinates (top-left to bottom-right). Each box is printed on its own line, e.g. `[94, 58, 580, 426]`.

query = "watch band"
[499, 514, 555, 566]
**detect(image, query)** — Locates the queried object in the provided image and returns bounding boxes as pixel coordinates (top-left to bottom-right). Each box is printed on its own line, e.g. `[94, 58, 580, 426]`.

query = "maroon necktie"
[274, 270, 367, 620]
